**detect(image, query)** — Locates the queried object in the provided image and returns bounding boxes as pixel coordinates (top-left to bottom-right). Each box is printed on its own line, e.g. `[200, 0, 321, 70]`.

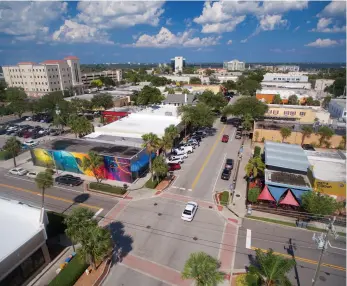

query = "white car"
[26, 171, 38, 179]
[173, 148, 188, 156]
[24, 140, 38, 147]
[187, 139, 198, 146]
[166, 157, 184, 164]
[25, 117, 32, 121]
[169, 154, 187, 161]
[181, 142, 196, 149]
[9, 167, 28, 176]
[176, 146, 193, 154]
[181, 202, 198, 222]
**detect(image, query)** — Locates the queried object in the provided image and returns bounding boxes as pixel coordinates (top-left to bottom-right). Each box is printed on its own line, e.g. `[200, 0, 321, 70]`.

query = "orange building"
[256, 89, 308, 104]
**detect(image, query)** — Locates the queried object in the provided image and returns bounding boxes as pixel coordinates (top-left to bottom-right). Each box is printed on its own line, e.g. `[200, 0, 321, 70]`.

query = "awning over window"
[279, 190, 300, 207]
[258, 185, 276, 202]
[290, 188, 307, 203]
[267, 185, 288, 202]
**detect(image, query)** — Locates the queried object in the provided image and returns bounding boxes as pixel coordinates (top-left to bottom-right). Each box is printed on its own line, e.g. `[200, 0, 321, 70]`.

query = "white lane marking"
[171, 186, 179, 189]
[179, 187, 186, 191]
[212, 153, 227, 193]
[187, 189, 192, 192]
[218, 222, 227, 260]
[93, 208, 104, 219]
[246, 229, 252, 249]
[229, 129, 236, 143]
[170, 175, 180, 187]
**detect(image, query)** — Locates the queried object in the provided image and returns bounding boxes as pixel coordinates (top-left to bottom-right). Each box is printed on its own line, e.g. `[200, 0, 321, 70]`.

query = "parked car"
[193, 131, 206, 138]
[9, 167, 28, 176]
[175, 146, 193, 154]
[221, 168, 231, 180]
[187, 138, 199, 146]
[24, 140, 38, 147]
[166, 157, 184, 164]
[220, 116, 227, 123]
[179, 142, 196, 149]
[173, 148, 188, 156]
[26, 171, 38, 179]
[23, 131, 33, 138]
[169, 154, 188, 161]
[168, 163, 181, 171]
[222, 135, 229, 143]
[181, 202, 198, 222]
[235, 133, 242, 140]
[190, 135, 202, 142]
[225, 159, 234, 170]
[55, 175, 83, 186]
[50, 129, 60, 136]
[302, 144, 315, 151]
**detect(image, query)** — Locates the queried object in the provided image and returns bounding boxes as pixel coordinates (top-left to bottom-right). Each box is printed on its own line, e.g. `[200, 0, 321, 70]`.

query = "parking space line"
[212, 153, 227, 194]
[246, 229, 252, 249]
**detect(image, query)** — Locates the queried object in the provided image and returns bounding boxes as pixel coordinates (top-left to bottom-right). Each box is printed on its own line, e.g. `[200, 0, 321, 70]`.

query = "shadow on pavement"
[108, 221, 133, 264]
[62, 193, 90, 213]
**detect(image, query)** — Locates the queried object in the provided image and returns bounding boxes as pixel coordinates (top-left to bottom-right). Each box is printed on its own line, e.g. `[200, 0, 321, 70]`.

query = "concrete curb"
[86, 183, 130, 199]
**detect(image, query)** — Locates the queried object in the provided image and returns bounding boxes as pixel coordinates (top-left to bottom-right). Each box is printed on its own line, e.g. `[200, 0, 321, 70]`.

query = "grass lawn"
[89, 182, 127, 195]
[219, 191, 230, 206]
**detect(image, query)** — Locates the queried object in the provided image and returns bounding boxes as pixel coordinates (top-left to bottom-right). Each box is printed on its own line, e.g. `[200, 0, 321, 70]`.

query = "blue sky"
[0, 1, 346, 65]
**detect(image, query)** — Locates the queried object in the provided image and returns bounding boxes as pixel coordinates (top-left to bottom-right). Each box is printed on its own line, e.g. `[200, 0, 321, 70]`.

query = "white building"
[2, 56, 83, 97]
[263, 73, 308, 83]
[328, 98, 346, 122]
[315, 79, 334, 92]
[223, 60, 245, 71]
[81, 70, 122, 86]
[276, 65, 300, 72]
[0, 198, 50, 285]
[170, 56, 186, 73]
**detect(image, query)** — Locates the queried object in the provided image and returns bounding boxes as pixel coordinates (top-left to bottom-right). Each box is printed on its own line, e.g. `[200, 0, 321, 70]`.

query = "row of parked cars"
[0, 123, 61, 139]
[9, 168, 84, 186]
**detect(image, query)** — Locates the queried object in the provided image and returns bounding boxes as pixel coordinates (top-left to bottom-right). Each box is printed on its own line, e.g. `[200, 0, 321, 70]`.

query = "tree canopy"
[273, 94, 282, 104]
[302, 191, 342, 216]
[287, 94, 299, 105]
[190, 77, 202, 84]
[317, 126, 334, 147]
[222, 80, 237, 91]
[222, 97, 268, 119]
[82, 151, 105, 183]
[179, 103, 215, 128]
[324, 77, 346, 97]
[90, 79, 103, 89]
[137, 86, 165, 105]
[198, 90, 227, 111]
[322, 96, 332, 109]
[99, 76, 116, 86]
[3, 137, 21, 167]
[91, 93, 114, 109]
[280, 127, 292, 143]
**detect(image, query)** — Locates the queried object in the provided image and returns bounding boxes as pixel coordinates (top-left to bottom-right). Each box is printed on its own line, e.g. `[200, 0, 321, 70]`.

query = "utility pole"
[311, 216, 337, 286]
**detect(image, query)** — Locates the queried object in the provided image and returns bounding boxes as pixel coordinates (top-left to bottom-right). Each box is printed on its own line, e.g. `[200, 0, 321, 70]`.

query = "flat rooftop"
[0, 198, 43, 263]
[264, 141, 310, 172]
[39, 138, 141, 159]
[163, 94, 197, 105]
[84, 133, 144, 148]
[265, 169, 312, 190]
[93, 105, 181, 139]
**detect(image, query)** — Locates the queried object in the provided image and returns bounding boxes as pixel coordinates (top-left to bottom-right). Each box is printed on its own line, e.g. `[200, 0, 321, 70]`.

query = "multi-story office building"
[223, 60, 246, 71]
[81, 70, 122, 86]
[276, 65, 300, 72]
[2, 56, 83, 97]
[170, 56, 186, 73]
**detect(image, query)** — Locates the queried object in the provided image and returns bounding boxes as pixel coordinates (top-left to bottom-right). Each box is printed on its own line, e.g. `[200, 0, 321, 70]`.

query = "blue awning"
[130, 162, 142, 172]
[267, 185, 288, 202]
[290, 188, 307, 203]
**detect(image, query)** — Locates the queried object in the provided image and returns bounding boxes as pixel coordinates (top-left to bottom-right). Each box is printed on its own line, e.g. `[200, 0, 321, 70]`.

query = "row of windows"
[25, 87, 62, 92]
[273, 77, 301, 81]
[268, 110, 306, 116]
[9, 68, 60, 73]
[12, 80, 70, 86]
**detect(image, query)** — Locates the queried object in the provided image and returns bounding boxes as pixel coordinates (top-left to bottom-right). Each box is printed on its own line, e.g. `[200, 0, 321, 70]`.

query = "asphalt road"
[236, 219, 346, 286]
[0, 171, 117, 218]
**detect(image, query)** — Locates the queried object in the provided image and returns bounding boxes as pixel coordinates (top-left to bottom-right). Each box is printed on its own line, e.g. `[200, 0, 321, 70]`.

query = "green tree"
[223, 97, 268, 119]
[242, 113, 253, 131]
[68, 115, 93, 138]
[9, 99, 27, 118]
[35, 169, 54, 211]
[209, 77, 220, 85]
[130, 91, 139, 104]
[179, 103, 215, 128]
[300, 125, 313, 146]
[165, 87, 175, 94]
[198, 90, 227, 111]
[222, 80, 237, 91]
[248, 188, 261, 203]
[182, 88, 190, 94]
[5, 87, 27, 102]
[162, 124, 179, 155]
[181, 252, 225, 286]
[90, 79, 103, 90]
[338, 135, 346, 150]
[317, 126, 334, 147]
[151, 76, 170, 87]
[36, 91, 65, 114]
[246, 249, 295, 286]
[205, 69, 214, 76]
[287, 94, 299, 105]
[312, 100, 321, 106]
[99, 76, 115, 86]
[245, 157, 265, 178]
[324, 77, 346, 97]
[305, 96, 314, 106]
[272, 94, 282, 104]
[82, 151, 104, 183]
[91, 93, 114, 110]
[141, 133, 161, 180]
[236, 79, 261, 96]
[70, 98, 93, 112]
[151, 156, 168, 182]
[280, 127, 292, 143]
[137, 86, 165, 105]
[183, 67, 196, 74]
[190, 77, 202, 84]
[322, 96, 332, 109]
[3, 136, 22, 167]
[301, 191, 341, 216]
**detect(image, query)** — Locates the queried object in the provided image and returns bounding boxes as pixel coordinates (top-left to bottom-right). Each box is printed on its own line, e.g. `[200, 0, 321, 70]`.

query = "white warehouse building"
[263, 73, 308, 83]
[2, 56, 84, 97]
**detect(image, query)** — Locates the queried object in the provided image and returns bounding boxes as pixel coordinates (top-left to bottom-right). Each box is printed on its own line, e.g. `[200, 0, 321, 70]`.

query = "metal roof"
[264, 141, 310, 172]
[163, 94, 197, 105]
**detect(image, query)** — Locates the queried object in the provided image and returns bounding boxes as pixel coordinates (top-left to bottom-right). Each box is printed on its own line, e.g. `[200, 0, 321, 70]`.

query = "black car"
[220, 116, 227, 123]
[225, 159, 234, 170]
[221, 168, 231, 180]
[302, 144, 315, 151]
[55, 175, 83, 186]
[194, 131, 207, 138]
[191, 135, 202, 142]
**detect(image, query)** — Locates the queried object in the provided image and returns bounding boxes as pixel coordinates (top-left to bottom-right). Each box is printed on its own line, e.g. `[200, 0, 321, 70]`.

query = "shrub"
[48, 254, 88, 286]
[236, 274, 248, 286]
[46, 212, 67, 238]
[89, 182, 127, 195]
[220, 191, 230, 206]
[0, 150, 13, 160]
[145, 179, 159, 189]
[248, 187, 260, 203]
[253, 146, 261, 157]
[261, 137, 265, 143]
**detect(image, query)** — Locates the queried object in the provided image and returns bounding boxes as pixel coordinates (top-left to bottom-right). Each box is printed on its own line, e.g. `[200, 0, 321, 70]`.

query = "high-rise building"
[170, 56, 186, 73]
[2, 56, 84, 97]
[223, 60, 246, 71]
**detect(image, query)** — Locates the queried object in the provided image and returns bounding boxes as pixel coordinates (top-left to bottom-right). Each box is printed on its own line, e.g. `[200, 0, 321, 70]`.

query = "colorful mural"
[31, 148, 133, 183]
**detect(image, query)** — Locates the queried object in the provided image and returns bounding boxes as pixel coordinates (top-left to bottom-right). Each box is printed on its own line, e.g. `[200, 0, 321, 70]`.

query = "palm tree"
[141, 133, 161, 180]
[82, 151, 104, 183]
[246, 249, 295, 286]
[317, 126, 334, 147]
[181, 252, 225, 286]
[35, 169, 54, 212]
[152, 156, 168, 182]
[164, 124, 179, 151]
[3, 136, 22, 167]
[300, 125, 313, 146]
[280, 127, 292, 143]
[68, 115, 93, 138]
[245, 157, 265, 178]
[160, 134, 173, 157]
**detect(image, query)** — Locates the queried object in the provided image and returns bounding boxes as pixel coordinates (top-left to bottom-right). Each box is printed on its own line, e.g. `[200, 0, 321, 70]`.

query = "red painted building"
[102, 110, 130, 123]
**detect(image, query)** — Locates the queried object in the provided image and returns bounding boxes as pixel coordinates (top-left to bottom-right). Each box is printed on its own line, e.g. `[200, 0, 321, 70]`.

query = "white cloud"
[0, 1, 67, 40]
[200, 16, 245, 33]
[305, 38, 339, 48]
[227, 40, 233, 45]
[52, 20, 114, 45]
[261, 1, 308, 15]
[293, 26, 300, 32]
[270, 48, 296, 53]
[318, 0, 347, 17]
[130, 27, 220, 48]
[311, 17, 346, 33]
[259, 14, 288, 31]
[165, 18, 173, 26]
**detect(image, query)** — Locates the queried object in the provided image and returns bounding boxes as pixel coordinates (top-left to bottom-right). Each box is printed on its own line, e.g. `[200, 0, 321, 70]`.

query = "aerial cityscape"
[0, 1, 346, 286]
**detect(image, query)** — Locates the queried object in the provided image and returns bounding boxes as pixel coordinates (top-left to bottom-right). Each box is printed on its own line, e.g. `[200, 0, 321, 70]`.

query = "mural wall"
[31, 148, 133, 183]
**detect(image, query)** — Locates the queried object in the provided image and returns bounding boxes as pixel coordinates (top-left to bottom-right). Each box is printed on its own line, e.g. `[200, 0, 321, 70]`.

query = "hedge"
[89, 182, 127, 195]
[0, 150, 13, 161]
[220, 191, 230, 206]
[48, 254, 88, 286]
[248, 187, 260, 203]
[253, 146, 261, 157]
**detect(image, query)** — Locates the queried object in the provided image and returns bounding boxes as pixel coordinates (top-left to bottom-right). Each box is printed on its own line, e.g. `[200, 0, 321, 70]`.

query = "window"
[34, 76, 36, 78]
[284, 111, 289, 115]
[54, 82, 56, 84]
[56, 68, 58, 71]
[290, 111, 296, 116]
[268, 110, 273, 114]
[55, 88, 58, 91]
[299, 112, 306, 116]
[273, 110, 279, 115]
[49, 76, 51, 78]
